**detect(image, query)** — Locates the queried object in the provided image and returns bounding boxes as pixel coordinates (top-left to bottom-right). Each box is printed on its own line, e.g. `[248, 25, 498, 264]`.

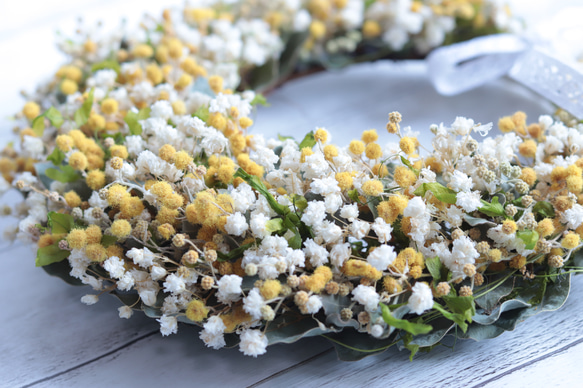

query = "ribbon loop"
[427, 33, 583, 118]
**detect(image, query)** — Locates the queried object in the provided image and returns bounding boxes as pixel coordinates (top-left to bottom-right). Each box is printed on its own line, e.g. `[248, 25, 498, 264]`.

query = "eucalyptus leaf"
[266, 315, 337, 345]
[463, 214, 496, 227]
[325, 329, 396, 361]
[472, 299, 531, 325]
[458, 322, 506, 341]
[35, 162, 57, 189]
[410, 321, 454, 347]
[191, 77, 215, 96]
[474, 275, 515, 311]
[42, 260, 83, 286]
[110, 290, 140, 307]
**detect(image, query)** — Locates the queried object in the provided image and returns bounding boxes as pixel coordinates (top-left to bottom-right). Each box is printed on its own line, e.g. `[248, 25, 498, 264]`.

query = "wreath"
[3, 0, 581, 360]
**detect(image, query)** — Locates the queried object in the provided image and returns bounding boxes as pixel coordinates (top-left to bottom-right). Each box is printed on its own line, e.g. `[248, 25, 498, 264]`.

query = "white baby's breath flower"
[352, 285, 380, 312]
[216, 274, 243, 304]
[305, 295, 323, 314]
[239, 329, 268, 357]
[225, 212, 249, 236]
[157, 315, 178, 336]
[80, 294, 99, 305]
[118, 306, 134, 319]
[367, 245, 396, 271]
[408, 282, 433, 315]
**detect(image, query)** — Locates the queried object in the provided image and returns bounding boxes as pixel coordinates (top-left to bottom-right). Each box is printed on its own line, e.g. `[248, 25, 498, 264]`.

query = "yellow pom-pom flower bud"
[365, 143, 382, 159]
[361, 179, 384, 196]
[22, 101, 41, 120]
[111, 219, 132, 238]
[185, 299, 209, 322]
[67, 229, 87, 249]
[561, 233, 580, 249]
[60, 79, 78, 95]
[69, 151, 88, 171]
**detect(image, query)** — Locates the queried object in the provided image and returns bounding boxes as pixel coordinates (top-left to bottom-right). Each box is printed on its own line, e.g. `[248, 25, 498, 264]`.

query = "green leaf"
[101, 235, 118, 247]
[234, 168, 287, 216]
[435, 295, 476, 333]
[443, 295, 476, 320]
[36, 242, 70, 267]
[414, 182, 457, 204]
[251, 94, 269, 107]
[44, 107, 64, 128]
[31, 115, 46, 137]
[517, 230, 539, 250]
[298, 131, 316, 150]
[380, 303, 433, 335]
[277, 134, 294, 142]
[347, 189, 362, 204]
[426, 256, 443, 283]
[31, 107, 63, 137]
[400, 156, 419, 176]
[47, 147, 66, 165]
[193, 106, 210, 123]
[217, 242, 256, 262]
[91, 59, 121, 74]
[74, 88, 94, 127]
[48, 211, 74, 234]
[533, 201, 554, 219]
[283, 217, 302, 249]
[124, 107, 151, 135]
[45, 165, 80, 183]
[478, 197, 505, 218]
[364, 0, 377, 9]
[290, 195, 308, 212]
[433, 303, 469, 333]
[265, 218, 284, 234]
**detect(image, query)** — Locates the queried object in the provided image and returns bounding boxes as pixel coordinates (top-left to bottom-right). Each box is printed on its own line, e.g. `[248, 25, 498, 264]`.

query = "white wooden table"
[2, 2, 583, 387]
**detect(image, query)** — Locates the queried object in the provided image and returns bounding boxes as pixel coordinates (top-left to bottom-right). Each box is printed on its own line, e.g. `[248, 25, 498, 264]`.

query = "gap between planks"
[471, 336, 583, 388]
[21, 330, 158, 388]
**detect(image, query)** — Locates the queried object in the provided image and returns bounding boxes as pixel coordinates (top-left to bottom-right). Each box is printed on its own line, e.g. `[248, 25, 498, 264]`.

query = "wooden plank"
[478, 338, 583, 387]
[29, 328, 331, 387]
[0, 238, 160, 387]
[251, 276, 583, 388]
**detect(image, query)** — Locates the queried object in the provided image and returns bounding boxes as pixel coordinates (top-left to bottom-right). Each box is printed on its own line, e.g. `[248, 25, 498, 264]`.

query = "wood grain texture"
[1, 1, 583, 387]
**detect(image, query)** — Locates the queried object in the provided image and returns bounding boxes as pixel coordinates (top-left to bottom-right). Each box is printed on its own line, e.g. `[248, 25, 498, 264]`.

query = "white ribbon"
[427, 33, 583, 118]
